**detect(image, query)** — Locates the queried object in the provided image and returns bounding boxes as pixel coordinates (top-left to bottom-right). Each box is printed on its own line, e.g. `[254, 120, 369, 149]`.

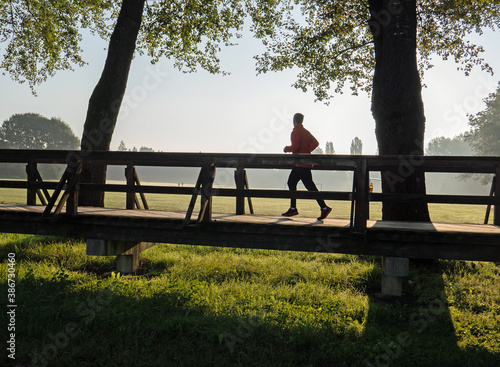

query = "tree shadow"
[5, 243, 500, 367]
[360, 262, 466, 367]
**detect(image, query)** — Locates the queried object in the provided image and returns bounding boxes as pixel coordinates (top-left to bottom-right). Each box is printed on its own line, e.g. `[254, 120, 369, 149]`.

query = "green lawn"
[0, 184, 495, 224]
[0, 186, 499, 366]
[1, 235, 499, 367]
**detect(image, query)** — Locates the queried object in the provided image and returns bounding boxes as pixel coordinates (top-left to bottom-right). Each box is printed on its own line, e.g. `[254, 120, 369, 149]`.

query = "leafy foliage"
[139, 0, 246, 75]
[2, 1, 499, 102]
[416, 0, 500, 76]
[0, 0, 248, 93]
[250, 0, 374, 101]
[426, 134, 473, 156]
[249, 0, 500, 102]
[0, 113, 80, 179]
[466, 82, 500, 156]
[0, 0, 117, 93]
[0, 113, 80, 149]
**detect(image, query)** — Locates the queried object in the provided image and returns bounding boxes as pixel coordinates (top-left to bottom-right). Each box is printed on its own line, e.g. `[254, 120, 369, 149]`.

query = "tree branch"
[332, 41, 372, 60]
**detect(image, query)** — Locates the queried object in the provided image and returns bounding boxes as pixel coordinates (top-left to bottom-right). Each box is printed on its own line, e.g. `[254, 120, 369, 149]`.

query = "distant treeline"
[0, 113, 79, 180]
[2, 83, 499, 198]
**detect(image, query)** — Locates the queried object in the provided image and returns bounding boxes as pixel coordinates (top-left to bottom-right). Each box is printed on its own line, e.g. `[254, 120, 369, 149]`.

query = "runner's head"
[293, 113, 304, 126]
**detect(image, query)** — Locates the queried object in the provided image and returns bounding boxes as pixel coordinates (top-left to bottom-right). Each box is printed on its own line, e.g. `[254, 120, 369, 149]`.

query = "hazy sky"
[0, 27, 499, 155]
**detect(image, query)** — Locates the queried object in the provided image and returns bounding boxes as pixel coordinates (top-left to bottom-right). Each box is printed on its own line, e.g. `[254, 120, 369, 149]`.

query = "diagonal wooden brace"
[42, 162, 82, 218]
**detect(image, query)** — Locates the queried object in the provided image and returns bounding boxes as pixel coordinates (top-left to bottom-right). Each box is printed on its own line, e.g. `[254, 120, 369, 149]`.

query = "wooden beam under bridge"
[2, 149, 500, 296]
[1, 206, 499, 263]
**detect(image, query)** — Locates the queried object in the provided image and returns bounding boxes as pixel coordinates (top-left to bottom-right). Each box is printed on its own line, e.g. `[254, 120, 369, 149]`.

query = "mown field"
[0, 182, 496, 224]
[1, 186, 499, 366]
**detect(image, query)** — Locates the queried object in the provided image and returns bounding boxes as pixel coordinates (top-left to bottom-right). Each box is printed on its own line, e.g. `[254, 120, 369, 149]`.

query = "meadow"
[0, 186, 499, 366]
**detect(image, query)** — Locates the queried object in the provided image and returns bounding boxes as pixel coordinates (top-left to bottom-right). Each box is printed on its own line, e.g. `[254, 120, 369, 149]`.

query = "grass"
[0, 184, 496, 224]
[0, 187, 499, 366]
[0, 235, 499, 367]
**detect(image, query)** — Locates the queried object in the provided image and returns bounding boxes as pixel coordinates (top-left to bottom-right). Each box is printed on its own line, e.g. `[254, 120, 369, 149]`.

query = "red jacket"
[284, 124, 319, 167]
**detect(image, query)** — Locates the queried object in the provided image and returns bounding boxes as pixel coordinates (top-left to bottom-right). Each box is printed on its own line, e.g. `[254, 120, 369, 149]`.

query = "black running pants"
[287, 166, 326, 208]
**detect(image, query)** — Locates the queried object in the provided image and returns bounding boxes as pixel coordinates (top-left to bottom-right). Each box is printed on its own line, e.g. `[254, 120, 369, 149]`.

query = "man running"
[282, 113, 332, 220]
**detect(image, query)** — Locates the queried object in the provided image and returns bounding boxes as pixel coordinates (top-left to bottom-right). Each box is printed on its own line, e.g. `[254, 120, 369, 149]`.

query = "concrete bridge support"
[381, 257, 409, 297]
[86, 239, 155, 274]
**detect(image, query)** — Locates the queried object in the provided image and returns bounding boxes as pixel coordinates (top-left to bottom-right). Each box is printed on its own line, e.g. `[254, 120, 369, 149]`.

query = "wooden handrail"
[1, 150, 500, 227]
[1, 149, 499, 173]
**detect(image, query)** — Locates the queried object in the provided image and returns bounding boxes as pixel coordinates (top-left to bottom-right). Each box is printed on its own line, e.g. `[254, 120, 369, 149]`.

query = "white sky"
[0, 27, 499, 155]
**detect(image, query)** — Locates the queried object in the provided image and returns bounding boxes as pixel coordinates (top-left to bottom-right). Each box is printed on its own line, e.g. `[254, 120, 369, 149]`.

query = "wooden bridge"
[1, 149, 499, 297]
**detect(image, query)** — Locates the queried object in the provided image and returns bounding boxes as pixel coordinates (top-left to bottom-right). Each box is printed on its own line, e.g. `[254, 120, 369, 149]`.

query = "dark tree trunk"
[368, 0, 430, 221]
[79, 0, 146, 207]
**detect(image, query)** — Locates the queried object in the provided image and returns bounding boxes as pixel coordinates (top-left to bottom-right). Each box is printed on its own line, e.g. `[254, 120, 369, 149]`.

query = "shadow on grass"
[3, 238, 499, 367]
[361, 265, 465, 367]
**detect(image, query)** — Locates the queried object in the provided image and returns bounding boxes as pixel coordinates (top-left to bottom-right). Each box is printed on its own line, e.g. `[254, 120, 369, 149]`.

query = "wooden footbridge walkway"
[1, 149, 499, 296]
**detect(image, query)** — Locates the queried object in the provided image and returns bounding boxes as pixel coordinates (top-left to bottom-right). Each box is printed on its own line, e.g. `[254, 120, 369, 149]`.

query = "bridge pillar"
[381, 257, 409, 297]
[86, 240, 155, 274]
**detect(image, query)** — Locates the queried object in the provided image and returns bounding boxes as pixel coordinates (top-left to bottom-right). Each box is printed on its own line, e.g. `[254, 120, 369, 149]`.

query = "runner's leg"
[287, 167, 301, 208]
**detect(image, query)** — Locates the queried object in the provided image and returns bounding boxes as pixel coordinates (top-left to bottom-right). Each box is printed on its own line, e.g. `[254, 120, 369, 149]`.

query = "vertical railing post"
[235, 166, 245, 215]
[353, 158, 369, 234]
[26, 161, 37, 205]
[125, 164, 135, 210]
[66, 167, 79, 215]
[199, 163, 216, 224]
[494, 167, 500, 226]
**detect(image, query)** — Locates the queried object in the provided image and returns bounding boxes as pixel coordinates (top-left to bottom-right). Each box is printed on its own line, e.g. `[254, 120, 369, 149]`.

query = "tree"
[0, 113, 79, 150]
[79, 0, 146, 206]
[0, 113, 80, 179]
[250, 0, 499, 221]
[426, 134, 473, 156]
[312, 146, 324, 154]
[0, 1, 116, 93]
[80, 0, 247, 206]
[325, 141, 335, 154]
[4, 1, 499, 213]
[466, 82, 500, 157]
[117, 140, 128, 151]
[350, 137, 363, 155]
[2, 1, 247, 206]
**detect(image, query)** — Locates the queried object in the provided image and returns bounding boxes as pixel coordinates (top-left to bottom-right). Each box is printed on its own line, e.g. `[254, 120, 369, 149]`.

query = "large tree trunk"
[79, 0, 146, 207]
[368, 0, 430, 221]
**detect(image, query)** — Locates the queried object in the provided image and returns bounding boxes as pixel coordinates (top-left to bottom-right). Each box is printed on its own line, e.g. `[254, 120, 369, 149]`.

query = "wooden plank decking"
[1, 204, 499, 262]
[2, 204, 500, 232]
[3, 150, 499, 294]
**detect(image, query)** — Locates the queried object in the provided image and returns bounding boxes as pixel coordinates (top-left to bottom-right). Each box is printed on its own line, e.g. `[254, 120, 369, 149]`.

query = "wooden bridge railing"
[1, 149, 499, 232]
